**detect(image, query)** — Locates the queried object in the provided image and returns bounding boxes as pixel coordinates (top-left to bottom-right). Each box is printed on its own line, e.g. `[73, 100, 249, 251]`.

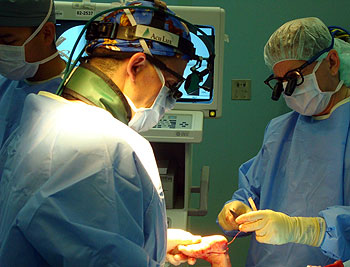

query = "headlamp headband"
[85, 23, 196, 60]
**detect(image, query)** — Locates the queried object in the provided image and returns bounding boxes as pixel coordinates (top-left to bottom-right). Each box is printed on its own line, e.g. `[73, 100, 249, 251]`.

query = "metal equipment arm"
[188, 165, 209, 216]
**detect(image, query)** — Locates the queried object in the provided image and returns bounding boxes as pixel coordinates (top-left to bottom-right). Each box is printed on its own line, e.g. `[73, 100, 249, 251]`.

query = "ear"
[40, 22, 56, 47]
[126, 52, 147, 82]
[327, 49, 340, 76]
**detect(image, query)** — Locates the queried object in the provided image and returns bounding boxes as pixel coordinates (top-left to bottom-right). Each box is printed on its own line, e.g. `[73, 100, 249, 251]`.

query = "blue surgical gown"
[221, 99, 350, 267]
[0, 92, 167, 266]
[0, 75, 62, 147]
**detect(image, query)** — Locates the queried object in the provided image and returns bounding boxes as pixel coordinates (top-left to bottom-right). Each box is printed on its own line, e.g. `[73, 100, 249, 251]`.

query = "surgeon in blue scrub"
[0, 0, 227, 266]
[0, 0, 66, 147]
[218, 17, 350, 267]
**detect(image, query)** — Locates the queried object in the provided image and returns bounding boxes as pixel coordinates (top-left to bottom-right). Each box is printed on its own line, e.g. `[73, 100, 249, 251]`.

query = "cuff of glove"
[294, 216, 326, 247]
[314, 217, 326, 247]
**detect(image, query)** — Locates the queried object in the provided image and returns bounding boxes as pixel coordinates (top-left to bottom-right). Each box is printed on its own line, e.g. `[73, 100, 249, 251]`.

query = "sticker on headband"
[135, 25, 179, 47]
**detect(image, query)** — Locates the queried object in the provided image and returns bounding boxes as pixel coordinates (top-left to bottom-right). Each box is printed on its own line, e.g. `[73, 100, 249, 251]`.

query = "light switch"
[231, 79, 251, 100]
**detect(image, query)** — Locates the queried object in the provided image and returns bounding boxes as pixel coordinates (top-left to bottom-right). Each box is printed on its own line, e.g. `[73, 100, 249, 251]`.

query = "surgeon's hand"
[217, 201, 252, 231]
[166, 228, 202, 266]
[236, 210, 326, 247]
[178, 235, 232, 267]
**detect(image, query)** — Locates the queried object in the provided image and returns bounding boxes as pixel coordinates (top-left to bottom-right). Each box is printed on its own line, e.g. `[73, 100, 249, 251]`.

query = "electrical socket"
[231, 79, 251, 100]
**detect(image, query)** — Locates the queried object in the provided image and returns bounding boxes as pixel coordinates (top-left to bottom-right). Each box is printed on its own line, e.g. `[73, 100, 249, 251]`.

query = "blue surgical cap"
[264, 17, 350, 87]
[86, 1, 192, 60]
[0, 0, 55, 27]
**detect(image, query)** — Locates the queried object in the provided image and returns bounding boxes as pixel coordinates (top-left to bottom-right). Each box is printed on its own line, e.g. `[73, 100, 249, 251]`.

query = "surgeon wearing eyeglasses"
[0, 0, 232, 266]
[217, 17, 350, 267]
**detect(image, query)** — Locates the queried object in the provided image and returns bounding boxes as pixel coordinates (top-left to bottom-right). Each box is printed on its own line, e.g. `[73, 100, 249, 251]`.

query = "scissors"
[229, 209, 239, 220]
[229, 197, 257, 220]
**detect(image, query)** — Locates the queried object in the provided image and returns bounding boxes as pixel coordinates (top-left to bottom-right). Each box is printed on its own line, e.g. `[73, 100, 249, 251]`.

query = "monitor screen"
[179, 26, 214, 103]
[56, 21, 88, 62]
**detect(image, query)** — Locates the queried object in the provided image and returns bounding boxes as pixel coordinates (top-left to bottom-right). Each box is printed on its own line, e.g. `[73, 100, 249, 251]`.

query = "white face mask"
[126, 65, 176, 133]
[283, 60, 344, 116]
[0, 0, 58, 80]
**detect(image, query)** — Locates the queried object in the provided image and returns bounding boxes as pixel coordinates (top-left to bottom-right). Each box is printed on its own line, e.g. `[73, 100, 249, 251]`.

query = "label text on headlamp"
[135, 25, 179, 48]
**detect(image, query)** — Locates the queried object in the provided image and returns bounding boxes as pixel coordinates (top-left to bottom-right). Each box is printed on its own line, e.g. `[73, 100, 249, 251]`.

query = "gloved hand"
[217, 201, 252, 231]
[166, 228, 202, 266]
[236, 210, 326, 247]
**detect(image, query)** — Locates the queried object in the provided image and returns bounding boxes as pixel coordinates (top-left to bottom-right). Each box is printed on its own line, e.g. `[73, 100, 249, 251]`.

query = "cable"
[328, 25, 350, 43]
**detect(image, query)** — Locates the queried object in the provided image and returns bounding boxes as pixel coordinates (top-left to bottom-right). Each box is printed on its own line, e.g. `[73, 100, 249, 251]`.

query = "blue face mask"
[126, 65, 176, 133]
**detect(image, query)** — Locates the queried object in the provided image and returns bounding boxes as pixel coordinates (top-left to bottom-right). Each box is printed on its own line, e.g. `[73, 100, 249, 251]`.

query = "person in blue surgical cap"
[0, 0, 66, 147]
[0, 0, 229, 266]
[218, 17, 350, 267]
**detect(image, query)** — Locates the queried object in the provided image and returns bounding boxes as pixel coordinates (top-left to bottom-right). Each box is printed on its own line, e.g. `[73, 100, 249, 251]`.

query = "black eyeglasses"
[264, 34, 335, 101]
[145, 54, 185, 99]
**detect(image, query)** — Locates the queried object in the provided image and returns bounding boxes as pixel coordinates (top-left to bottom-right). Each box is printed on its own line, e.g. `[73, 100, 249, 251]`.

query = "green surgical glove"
[236, 210, 326, 247]
[218, 201, 252, 231]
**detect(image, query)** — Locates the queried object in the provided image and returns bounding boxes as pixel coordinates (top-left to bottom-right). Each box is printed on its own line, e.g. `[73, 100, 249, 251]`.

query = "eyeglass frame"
[264, 34, 335, 101]
[145, 54, 186, 100]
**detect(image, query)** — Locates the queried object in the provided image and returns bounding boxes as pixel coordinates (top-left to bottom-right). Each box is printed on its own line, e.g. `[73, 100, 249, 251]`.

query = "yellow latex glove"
[166, 228, 202, 266]
[218, 201, 252, 231]
[236, 210, 326, 247]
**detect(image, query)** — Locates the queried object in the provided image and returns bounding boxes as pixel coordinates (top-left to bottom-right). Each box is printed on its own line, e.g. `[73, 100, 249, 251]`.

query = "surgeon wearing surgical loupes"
[0, 0, 224, 265]
[0, 0, 65, 147]
[218, 17, 350, 267]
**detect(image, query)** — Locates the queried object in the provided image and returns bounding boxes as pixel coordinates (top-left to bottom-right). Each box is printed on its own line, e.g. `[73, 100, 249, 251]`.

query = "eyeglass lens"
[266, 68, 304, 100]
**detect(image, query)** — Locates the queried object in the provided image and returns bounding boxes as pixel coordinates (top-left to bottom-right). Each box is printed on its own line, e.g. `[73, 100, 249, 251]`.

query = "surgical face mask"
[283, 60, 344, 116]
[0, 0, 58, 80]
[126, 66, 176, 133]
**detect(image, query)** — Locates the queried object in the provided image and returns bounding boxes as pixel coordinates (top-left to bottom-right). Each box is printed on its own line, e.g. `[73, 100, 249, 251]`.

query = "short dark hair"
[87, 47, 182, 74]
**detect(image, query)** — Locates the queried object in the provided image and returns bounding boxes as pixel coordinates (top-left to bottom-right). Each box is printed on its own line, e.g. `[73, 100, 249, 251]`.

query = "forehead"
[272, 60, 306, 77]
[272, 59, 320, 78]
[0, 26, 33, 38]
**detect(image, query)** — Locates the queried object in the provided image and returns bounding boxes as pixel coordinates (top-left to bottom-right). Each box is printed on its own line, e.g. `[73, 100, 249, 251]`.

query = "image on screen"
[56, 21, 215, 103]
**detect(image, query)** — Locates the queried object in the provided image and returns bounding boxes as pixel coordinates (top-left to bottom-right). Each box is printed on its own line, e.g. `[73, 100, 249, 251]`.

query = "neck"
[62, 63, 132, 124]
[316, 83, 349, 116]
[27, 54, 66, 82]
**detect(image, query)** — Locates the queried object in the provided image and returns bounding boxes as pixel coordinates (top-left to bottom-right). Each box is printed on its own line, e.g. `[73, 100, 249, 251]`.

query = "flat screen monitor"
[54, 1, 225, 118]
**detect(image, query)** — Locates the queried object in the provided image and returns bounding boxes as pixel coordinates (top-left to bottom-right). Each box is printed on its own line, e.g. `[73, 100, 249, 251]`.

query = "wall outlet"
[231, 79, 251, 100]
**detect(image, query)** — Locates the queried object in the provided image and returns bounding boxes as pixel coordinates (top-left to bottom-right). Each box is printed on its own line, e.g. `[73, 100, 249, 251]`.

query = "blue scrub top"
[221, 99, 350, 267]
[0, 75, 62, 147]
[0, 93, 167, 266]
